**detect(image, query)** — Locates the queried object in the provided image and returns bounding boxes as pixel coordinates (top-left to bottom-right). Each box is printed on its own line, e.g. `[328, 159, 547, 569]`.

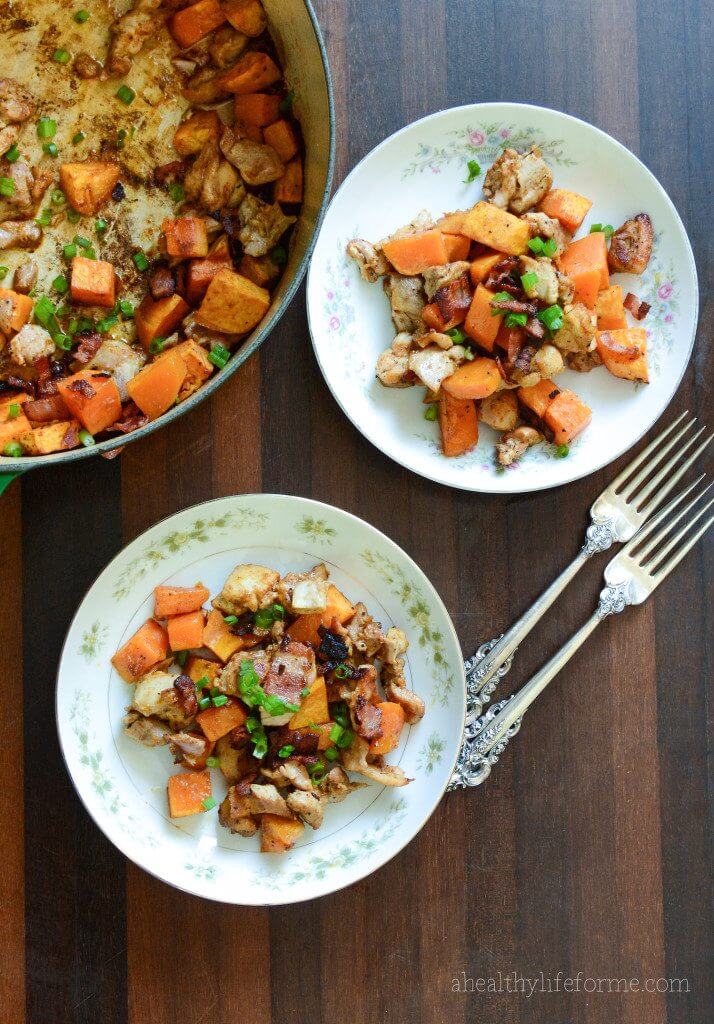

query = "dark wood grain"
[5, 1, 712, 1022]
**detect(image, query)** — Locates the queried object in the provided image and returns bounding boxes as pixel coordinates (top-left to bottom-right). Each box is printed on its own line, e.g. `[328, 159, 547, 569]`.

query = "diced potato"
[19, 420, 81, 455]
[195, 268, 270, 334]
[460, 201, 530, 255]
[260, 813, 304, 853]
[60, 162, 120, 216]
[173, 110, 222, 156]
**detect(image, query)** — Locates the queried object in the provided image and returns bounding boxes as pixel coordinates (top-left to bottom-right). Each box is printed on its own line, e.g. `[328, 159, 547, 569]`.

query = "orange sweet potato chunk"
[381, 230, 448, 276]
[0, 288, 32, 332]
[538, 189, 593, 232]
[173, 110, 222, 156]
[167, 609, 206, 652]
[0, 393, 32, 449]
[222, 0, 268, 36]
[135, 294, 191, 350]
[544, 389, 592, 444]
[217, 52, 281, 94]
[263, 119, 299, 162]
[195, 268, 270, 334]
[442, 356, 501, 401]
[369, 701, 405, 757]
[286, 585, 355, 647]
[517, 379, 560, 421]
[273, 156, 302, 204]
[261, 814, 304, 853]
[234, 93, 281, 127]
[60, 162, 119, 216]
[196, 698, 248, 742]
[126, 348, 188, 419]
[162, 216, 209, 258]
[169, 0, 226, 48]
[186, 256, 233, 304]
[438, 392, 479, 457]
[154, 583, 210, 618]
[70, 257, 116, 308]
[168, 770, 212, 818]
[112, 619, 169, 682]
[289, 676, 329, 729]
[57, 370, 122, 434]
[464, 284, 502, 351]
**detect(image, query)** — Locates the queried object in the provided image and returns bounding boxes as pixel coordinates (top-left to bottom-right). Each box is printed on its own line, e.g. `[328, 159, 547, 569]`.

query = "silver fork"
[449, 479, 714, 788]
[461, 413, 712, 722]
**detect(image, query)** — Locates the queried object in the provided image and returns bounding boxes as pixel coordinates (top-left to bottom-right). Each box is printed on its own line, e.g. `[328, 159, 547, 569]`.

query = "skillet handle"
[0, 471, 23, 497]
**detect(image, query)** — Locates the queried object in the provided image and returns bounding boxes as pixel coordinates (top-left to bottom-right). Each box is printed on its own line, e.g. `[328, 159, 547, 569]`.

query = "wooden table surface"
[1, 1, 712, 1022]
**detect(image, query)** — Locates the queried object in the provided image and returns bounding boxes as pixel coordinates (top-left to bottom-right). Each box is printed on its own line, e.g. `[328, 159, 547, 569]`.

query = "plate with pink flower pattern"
[307, 103, 698, 493]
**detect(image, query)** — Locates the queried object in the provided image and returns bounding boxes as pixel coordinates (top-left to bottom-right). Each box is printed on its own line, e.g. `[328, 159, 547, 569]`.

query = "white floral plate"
[56, 494, 465, 904]
[307, 103, 698, 493]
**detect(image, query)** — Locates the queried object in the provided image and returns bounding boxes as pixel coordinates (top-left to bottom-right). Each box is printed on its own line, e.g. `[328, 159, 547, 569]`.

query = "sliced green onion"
[43, 142, 59, 157]
[133, 251, 149, 272]
[52, 275, 69, 294]
[223, 614, 238, 625]
[195, 676, 210, 691]
[4, 144, 20, 163]
[446, 326, 466, 344]
[169, 183, 185, 203]
[149, 336, 166, 355]
[279, 90, 295, 114]
[208, 343, 230, 369]
[98, 314, 118, 333]
[556, 443, 569, 458]
[74, 9, 90, 22]
[490, 291, 512, 314]
[72, 131, 86, 144]
[82, 246, 96, 260]
[335, 728, 354, 750]
[538, 304, 564, 332]
[324, 745, 340, 761]
[269, 245, 287, 267]
[55, 334, 72, 350]
[464, 159, 481, 183]
[53, 49, 71, 64]
[51, 188, 66, 206]
[210, 687, 220, 698]
[63, 242, 78, 259]
[116, 85, 135, 105]
[7, 403, 20, 420]
[520, 271, 539, 292]
[67, 318, 79, 335]
[329, 723, 345, 743]
[74, 234, 91, 249]
[277, 744, 295, 759]
[204, 756, 219, 769]
[201, 796, 217, 811]
[541, 238, 557, 258]
[527, 236, 545, 255]
[95, 218, 108, 235]
[300, 686, 310, 697]
[78, 429, 95, 447]
[212, 694, 228, 708]
[424, 405, 438, 421]
[33, 295, 56, 325]
[67, 209, 81, 224]
[0, 267, 8, 280]
[0, 177, 15, 197]
[37, 117, 57, 140]
[116, 129, 127, 151]
[36, 208, 52, 226]
[198, 696, 210, 711]
[119, 300, 134, 318]
[590, 223, 614, 239]
[308, 758, 326, 783]
[2, 441, 23, 458]
[334, 664, 350, 679]
[505, 312, 527, 328]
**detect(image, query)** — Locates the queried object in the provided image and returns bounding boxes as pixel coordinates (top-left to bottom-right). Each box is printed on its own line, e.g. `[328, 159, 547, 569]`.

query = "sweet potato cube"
[174, 338, 214, 400]
[60, 162, 120, 216]
[261, 814, 304, 853]
[57, 370, 122, 434]
[222, 0, 268, 36]
[442, 356, 501, 401]
[595, 284, 627, 330]
[443, 233, 471, 261]
[135, 293, 190, 350]
[217, 52, 281, 94]
[19, 420, 81, 455]
[559, 233, 609, 292]
[469, 252, 501, 286]
[185, 255, 232, 304]
[381, 229, 448, 276]
[162, 216, 209, 259]
[438, 392, 479, 457]
[168, 770, 212, 818]
[369, 701, 405, 757]
[112, 619, 169, 683]
[273, 156, 302, 205]
[538, 189, 593, 232]
[263, 119, 299, 163]
[544, 389, 592, 445]
[596, 328, 649, 383]
[195, 268, 270, 334]
[0, 288, 33, 332]
[0, 393, 32, 449]
[70, 256, 116, 308]
[126, 348, 188, 419]
[517, 379, 560, 421]
[238, 253, 279, 287]
[203, 608, 248, 662]
[287, 584, 355, 647]
[167, 609, 206, 652]
[289, 676, 329, 729]
[154, 583, 210, 618]
[173, 109, 222, 156]
[460, 201, 530, 255]
[464, 284, 502, 351]
[169, 0, 226, 48]
[185, 655, 221, 687]
[437, 211, 467, 234]
[234, 92, 281, 126]
[196, 697, 248, 742]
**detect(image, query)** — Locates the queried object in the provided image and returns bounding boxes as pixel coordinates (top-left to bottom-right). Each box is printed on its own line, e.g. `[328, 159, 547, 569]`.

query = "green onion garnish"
[279, 90, 295, 114]
[51, 189, 66, 206]
[198, 696, 210, 711]
[43, 142, 59, 158]
[205, 756, 219, 768]
[527, 236, 545, 254]
[212, 694, 228, 708]
[82, 246, 96, 260]
[201, 796, 217, 811]
[169, 183, 185, 203]
[490, 291, 511, 314]
[72, 131, 86, 144]
[223, 614, 238, 625]
[74, 234, 91, 249]
[324, 746, 340, 761]
[98, 314, 118, 333]
[78, 429, 95, 447]
[0, 267, 8, 280]
[446, 326, 466, 344]
[95, 218, 108, 234]
[464, 159, 481, 183]
[538, 304, 564, 332]
[329, 723, 345, 743]
[277, 744, 295, 759]
[37, 117, 57, 140]
[541, 238, 557, 257]
[2, 442, 23, 458]
[119, 300, 134, 318]
[556, 443, 569, 458]
[424, 405, 437, 421]
[505, 312, 527, 328]
[67, 209, 81, 224]
[300, 687, 310, 697]
[4, 144, 20, 163]
[63, 243, 78, 259]
[195, 676, 210, 691]
[7, 404, 20, 420]
[149, 337, 165, 355]
[74, 9, 90, 23]
[52, 275, 69, 294]
[334, 664, 350, 679]
[54, 334, 72, 350]
[53, 49, 71, 64]
[335, 728, 354, 750]
[116, 85, 135, 105]
[0, 177, 15, 197]
[208, 343, 230, 369]
[520, 271, 539, 292]
[133, 251, 149, 272]
[590, 223, 614, 238]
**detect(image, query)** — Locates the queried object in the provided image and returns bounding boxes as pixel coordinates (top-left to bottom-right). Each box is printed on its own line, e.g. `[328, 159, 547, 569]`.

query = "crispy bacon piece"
[271, 727, 319, 755]
[514, 343, 537, 373]
[623, 292, 651, 321]
[353, 696, 382, 741]
[263, 640, 315, 708]
[484, 255, 520, 294]
[73, 331, 103, 365]
[523, 316, 545, 340]
[0, 375, 35, 395]
[106, 402, 150, 434]
[597, 331, 641, 362]
[434, 272, 473, 325]
[67, 378, 96, 399]
[173, 674, 199, 718]
[491, 297, 539, 316]
[23, 394, 70, 422]
[149, 265, 176, 300]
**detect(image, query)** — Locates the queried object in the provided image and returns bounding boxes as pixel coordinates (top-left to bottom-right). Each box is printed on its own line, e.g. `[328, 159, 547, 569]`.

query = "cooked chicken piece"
[344, 603, 386, 658]
[565, 349, 602, 373]
[9, 324, 54, 365]
[107, 0, 165, 77]
[250, 783, 292, 817]
[384, 678, 425, 724]
[422, 261, 471, 301]
[0, 219, 42, 250]
[380, 209, 435, 246]
[496, 426, 544, 467]
[552, 303, 596, 354]
[131, 669, 191, 727]
[376, 333, 413, 387]
[319, 764, 365, 802]
[408, 346, 456, 393]
[274, 563, 328, 612]
[341, 735, 410, 787]
[0, 160, 35, 213]
[519, 254, 560, 305]
[556, 269, 575, 305]
[286, 789, 324, 829]
[74, 51, 102, 79]
[123, 711, 172, 747]
[480, 390, 519, 432]
[521, 210, 569, 256]
[12, 259, 38, 294]
[0, 78, 34, 123]
[238, 194, 296, 257]
[532, 343, 564, 379]
[382, 274, 425, 333]
[213, 735, 249, 784]
[184, 140, 241, 211]
[483, 146, 553, 213]
[607, 213, 654, 275]
[413, 330, 452, 350]
[170, 731, 212, 770]
[182, 66, 229, 105]
[220, 129, 284, 186]
[213, 563, 280, 615]
[261, 758, 314, 791]
[292, 577, 330, 614]
[346, 238, 390, 282]
[209, 25, 249, 68]
[219, 781, 259, 836]
[90, 338, 146, 401]
[0, 125, 19, 155]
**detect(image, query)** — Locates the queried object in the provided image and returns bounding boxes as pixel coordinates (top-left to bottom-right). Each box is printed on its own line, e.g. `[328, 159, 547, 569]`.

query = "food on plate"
[113, 562, 425, 852]
[347, 145, 654, 465]
[0, 0, 302, 459]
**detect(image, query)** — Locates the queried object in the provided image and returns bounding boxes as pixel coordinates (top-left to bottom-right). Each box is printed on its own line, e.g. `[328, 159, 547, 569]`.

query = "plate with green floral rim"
[56, 494, 465, 905]
[306, 102, 698, 493]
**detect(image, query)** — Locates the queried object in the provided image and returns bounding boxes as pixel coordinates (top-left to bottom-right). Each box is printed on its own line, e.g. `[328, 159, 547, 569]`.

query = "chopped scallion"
[0, 267, 8, 280]
[541, 238, 557, 257]
[43, 142, 59, 158]
[446, 326, 467, 344]
[119, 300, 134, 318]
[63, 242, 78, 259]
[72, 131, 86, 144]
[212, 694, 228, 708]
[464, 158, 481, 183]
[195, 676, 210, 691]
[51, 188, 66, 206]
[149, 336, 165, 354]
[556, 443, 570, 458]
[424, 405, 438, 421]
[95, 218, 108, 234]
[2, 441, 23, 458]
[52, 275, 69, 294]
[198, 696, 210, 711]
[7, 403, 20, 420]
[0, 177, 15, 197]
[520, 271, 539, 292]
[205, 756, 219, 768]
[208, 343, 230, 369]
[116, 84, 135, 105]
[37, 117, 57, 140]
[169, 183, 185, 203]
[67, 209, 81, 224]
[201, 796, 217, 811]
[527, 236, 545, 254]
[277, 744, 295, 759]
[53, 49, 71, 64]
[538, 304, 564, 332]
[74, 9, 90, 23]
[132, 251, 149, 272]
[324, 746, 340, 761]
[505, 312, 527, 328]
[4, 144, 20, 163]
[78, 429, 95, 447]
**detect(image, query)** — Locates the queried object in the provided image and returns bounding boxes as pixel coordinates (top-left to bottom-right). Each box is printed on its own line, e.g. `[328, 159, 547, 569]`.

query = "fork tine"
[608, 411, 689, 491]
[651, 510, 714, 581]
[643, 494, 714, 573]
[621, 476, 707, 557]
[620, 418, 698, 501]
[635, 429, 712, 513]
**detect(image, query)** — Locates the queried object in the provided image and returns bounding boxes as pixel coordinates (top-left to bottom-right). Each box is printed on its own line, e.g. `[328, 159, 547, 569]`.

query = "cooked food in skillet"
[347, 146, 654, 465]
[112, 562, 424, 852]
[0, 0, 302, 458]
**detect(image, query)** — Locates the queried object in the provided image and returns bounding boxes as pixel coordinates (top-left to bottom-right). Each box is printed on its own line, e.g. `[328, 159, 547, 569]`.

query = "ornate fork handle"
[449, 578, 632, 788]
